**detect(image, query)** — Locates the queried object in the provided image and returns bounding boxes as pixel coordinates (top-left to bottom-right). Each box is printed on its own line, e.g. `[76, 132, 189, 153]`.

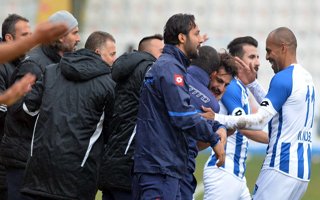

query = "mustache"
[211, 87, 221, 95]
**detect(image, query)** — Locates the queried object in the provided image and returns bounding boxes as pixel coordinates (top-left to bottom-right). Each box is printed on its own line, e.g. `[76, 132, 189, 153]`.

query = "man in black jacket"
[0, 10, 80, 200]
[21, 31, 115, 200]
[0, 13, 31, 200]
[98, 34, 164, 200]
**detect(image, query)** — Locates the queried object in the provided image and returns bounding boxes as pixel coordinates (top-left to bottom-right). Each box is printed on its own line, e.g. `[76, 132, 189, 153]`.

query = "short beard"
[188, 50, 198, 59]
[185, 35, 199, 59]
[52, 40, 75, 53]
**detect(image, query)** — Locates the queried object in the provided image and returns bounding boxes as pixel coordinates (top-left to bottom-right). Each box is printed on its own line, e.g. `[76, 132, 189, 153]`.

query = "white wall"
[1, 0, 319, 135]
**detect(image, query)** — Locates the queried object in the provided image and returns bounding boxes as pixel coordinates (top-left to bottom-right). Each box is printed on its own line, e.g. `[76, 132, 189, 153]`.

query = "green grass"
[193, 153, 320, 200]
[95, 153, 320, 200]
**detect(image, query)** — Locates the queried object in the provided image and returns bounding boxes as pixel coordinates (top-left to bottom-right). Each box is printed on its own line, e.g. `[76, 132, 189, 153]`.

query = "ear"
[4, 33, 14, 42]
[178, 33, 186, 44]
[95, 49, 100, 55]
[58, 36, 65, 43]
[281, 42, 287, 53]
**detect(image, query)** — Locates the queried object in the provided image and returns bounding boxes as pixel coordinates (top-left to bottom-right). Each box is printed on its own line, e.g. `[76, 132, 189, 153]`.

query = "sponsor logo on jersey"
[260, 100, 269, 107]
[174, 74, 184, 87]
[235, 110, 243, 116]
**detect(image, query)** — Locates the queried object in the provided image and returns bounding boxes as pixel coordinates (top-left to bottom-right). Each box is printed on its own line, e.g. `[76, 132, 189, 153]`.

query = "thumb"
[201, 105, 211, 112]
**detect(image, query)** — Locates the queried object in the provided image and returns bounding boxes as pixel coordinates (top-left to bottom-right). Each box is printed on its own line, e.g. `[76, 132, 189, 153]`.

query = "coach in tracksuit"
[132, 13, 225, 200]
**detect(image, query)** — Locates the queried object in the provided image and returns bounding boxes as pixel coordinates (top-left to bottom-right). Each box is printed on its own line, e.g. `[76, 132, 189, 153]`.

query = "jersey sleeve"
[214, 70, 293, 130]
[247, 79, 267, 104]
[221, 79, 246, 116]
[263, 70, 293, 113]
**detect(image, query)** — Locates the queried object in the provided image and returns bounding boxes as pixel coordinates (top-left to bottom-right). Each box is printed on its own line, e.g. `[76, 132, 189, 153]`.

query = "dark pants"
[6, 168, 33, 200]
[0, 187, 7, 200]
[132, 173, 181, 200]
[102, 189, 132, 200]
[180, 172, 197, 200]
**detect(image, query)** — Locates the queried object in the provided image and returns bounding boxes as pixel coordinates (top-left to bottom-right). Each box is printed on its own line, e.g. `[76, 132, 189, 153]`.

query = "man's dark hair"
[219, 52, 238, 77]
[2, 13, 29, 41]
[227, 36, 258, 57]
[164, 13, 196, 45]
[138, 34, 163, 51]
[85, 31, 115, 51]
[190, 45, 220, 75]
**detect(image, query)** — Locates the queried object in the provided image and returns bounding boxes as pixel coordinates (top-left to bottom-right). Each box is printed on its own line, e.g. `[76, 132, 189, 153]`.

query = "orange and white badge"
[174, 74, 184, 87]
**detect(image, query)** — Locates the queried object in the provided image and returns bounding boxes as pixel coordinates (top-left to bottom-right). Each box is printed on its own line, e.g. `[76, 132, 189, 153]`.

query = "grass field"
[193, 152, 320, 200]
[95, 152, 320, 200]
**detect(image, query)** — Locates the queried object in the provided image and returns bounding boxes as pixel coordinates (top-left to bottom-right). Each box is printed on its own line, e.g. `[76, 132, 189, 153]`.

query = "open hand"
[234, 57, 257, 85]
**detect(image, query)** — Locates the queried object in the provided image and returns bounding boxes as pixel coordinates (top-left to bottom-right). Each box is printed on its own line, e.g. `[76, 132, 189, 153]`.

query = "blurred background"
[1, 0, 319, 199]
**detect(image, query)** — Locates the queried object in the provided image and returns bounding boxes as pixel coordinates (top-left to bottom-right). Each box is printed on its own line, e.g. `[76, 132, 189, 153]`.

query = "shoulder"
[223, 79, 244, 98]
[157, 54, 185, 73]
[270, 66, 294, 90]
[273, 66, 293, 79]
[26, 46, 46, 61]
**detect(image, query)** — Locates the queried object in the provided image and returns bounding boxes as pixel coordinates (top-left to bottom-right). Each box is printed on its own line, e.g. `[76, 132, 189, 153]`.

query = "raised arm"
[0, 21, 67, 63]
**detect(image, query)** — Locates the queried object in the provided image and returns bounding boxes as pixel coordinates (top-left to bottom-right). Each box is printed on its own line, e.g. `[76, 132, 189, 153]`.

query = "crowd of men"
[0, 10, 315, 200]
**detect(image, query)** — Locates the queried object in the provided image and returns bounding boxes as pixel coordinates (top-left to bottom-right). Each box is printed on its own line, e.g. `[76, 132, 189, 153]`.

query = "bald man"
[203, 27, 315, 200]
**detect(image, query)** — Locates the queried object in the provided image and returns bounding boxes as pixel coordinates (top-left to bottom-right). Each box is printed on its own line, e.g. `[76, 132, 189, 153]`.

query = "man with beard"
[203, 27, 315, 200]
[132, 13, 225, 200]
[204, 37, 268, 200]
[0, 10, 80, 200]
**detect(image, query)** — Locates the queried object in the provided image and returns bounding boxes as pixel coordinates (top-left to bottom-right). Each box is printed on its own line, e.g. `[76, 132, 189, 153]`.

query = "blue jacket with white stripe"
[133, 44, 220, 178]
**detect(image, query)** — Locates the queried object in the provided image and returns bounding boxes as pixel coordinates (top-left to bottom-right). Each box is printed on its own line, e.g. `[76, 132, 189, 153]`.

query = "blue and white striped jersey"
[205, 78, 250, 179]
[261, 64, 314, 181]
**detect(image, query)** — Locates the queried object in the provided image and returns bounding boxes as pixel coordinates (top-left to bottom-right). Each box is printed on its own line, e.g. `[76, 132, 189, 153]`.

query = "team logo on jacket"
[174, 74, 184, 87]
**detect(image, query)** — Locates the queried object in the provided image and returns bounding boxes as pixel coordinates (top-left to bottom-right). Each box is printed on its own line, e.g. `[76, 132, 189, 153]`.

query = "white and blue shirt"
[206, 78, 250, 179]
[261, 64, 314, 181]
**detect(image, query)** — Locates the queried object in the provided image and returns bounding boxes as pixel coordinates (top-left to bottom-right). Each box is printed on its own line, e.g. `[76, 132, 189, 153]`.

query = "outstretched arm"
[0, 21, 67, 63]
[200, 104, 275, 130]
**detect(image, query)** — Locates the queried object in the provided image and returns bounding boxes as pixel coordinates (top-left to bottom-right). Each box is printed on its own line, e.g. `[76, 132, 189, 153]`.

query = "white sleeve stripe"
[124, 125, 136, 155]
[0, 105, 7, 112]
[23, 103, 39, 116]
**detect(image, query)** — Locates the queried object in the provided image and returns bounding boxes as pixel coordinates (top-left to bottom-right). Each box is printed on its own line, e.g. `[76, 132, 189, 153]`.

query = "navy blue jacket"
[133, 44, 220, 178]
[186, 65, 223, 171]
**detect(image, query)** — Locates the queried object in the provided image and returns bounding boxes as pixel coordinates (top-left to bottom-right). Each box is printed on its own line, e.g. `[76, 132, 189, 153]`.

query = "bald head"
[266, 27, 298, 73]
[268, 27, 297, 52]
